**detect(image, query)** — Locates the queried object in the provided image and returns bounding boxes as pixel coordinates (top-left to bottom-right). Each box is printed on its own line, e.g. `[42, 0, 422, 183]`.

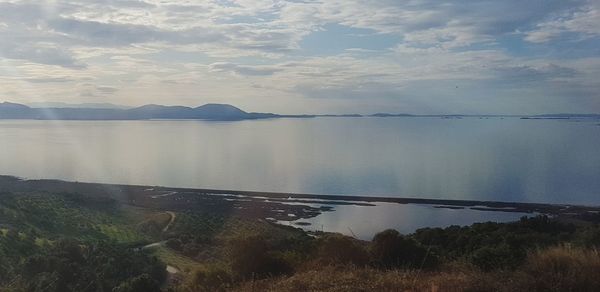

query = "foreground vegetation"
[174, 216, 600, 292]
[235, 247, 600, 292]
[1, 189, 600, 291]
[0, 192, 164, 291]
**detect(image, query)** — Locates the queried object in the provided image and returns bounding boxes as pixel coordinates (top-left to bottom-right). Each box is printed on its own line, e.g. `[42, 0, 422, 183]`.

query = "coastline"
[2, 175, 598, 223]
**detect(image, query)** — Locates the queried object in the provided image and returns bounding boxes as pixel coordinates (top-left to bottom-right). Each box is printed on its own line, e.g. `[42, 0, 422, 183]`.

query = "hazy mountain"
[0, 102, 30, 111]
[28, 102, 131, 109]
[194, 104, 245, 119]
[0, 102, 35, 118]
[4, 101, 597, 121]
[0, 102, 280, 121]
[127, 104, 196, 119]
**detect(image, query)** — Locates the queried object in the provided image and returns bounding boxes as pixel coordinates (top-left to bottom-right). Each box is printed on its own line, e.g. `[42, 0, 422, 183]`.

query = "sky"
[0, 0, 599, 115]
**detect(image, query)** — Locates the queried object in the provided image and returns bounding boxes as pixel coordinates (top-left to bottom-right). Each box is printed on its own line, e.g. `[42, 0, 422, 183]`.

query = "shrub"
[166, 238, 183, 251]
[574, 226, 600, 247]
[229, 235, 291, 279]
[182, 265, 232, 291]
[137, 221, 162, 237]
[315, 234, 369, 266]
[113, 274, 161, 292]
[371, 229, 436, 269]
[54, 238, 85, 263]
[470, 244, 518, 271]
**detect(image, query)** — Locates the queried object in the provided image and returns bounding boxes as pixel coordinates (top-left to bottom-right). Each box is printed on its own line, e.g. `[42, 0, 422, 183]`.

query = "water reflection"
[0, 118, 598, 204]
[282, 203, 531, 240]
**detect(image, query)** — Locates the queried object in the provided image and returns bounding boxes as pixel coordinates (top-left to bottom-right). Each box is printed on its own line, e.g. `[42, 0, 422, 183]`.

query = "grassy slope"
[0, 190, 307, 288]
[0, 192, 151, 244]
[0, 191, 203, 267]
[154, 212, 311, 273]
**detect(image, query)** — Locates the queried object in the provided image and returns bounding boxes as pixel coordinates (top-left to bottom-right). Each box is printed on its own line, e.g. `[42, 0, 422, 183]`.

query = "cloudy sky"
[0, 0, 599, 114]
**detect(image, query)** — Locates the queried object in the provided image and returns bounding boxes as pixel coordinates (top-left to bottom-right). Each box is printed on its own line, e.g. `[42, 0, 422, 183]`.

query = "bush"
[411, 216, 578, 267]
[229, 235, 292, 279]
[16, 238, 166, 291]
[315, 234, 369, 266]
[470, 245, 518, 271]
[166, 238, 183, 251]
[137, 221, 162, 237]
[574, 226, 600, 247]
[182, 265, 232, 291]
[371, 229, 436, 269]
[113, 274, 161, 292]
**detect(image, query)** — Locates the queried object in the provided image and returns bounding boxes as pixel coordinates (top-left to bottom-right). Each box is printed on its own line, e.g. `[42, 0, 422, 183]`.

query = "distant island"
[1, 101, 599, 121]
[0, 102, 280, 121]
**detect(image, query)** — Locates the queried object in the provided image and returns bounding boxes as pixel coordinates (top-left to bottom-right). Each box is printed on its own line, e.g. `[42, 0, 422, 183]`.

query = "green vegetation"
[8, 238, 165, 291]
[175, 216, 600, 291]
[0, 192, 164, 291]
[232, 247, 600, 292]
[0, 192, 149, 244]
[2, 189, 600, 291]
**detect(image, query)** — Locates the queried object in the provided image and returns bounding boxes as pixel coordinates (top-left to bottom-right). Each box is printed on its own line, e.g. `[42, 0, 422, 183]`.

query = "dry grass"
[230, 246, 600, 292]
[233, 265, 476, 292]
[519, 246, 600, 292]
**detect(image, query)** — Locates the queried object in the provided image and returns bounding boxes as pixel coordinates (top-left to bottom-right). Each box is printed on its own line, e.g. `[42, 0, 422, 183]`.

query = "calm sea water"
[281, 203, 531, 240]
[0, 118, 599, 205]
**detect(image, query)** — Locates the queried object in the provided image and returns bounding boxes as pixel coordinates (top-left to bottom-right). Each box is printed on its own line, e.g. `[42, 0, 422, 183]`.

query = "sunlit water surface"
[1, 118, 598, 236]
[280, 203, 531, 240]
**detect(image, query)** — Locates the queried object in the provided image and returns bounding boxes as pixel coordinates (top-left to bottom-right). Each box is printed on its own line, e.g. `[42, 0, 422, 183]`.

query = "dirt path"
[162, 211, 176, 232]
[139, 211, 176, 250]
[142, 241, 166, 249]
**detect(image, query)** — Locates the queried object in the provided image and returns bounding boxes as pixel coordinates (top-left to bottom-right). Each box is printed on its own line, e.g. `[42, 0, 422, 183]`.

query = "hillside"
[2, 177, 600, 291]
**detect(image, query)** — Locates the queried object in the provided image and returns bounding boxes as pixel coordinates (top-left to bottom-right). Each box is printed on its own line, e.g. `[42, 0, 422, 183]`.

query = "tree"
[316, 234, 369, 266]
[371, 229, 436, 269]
[113, 274, 161, 292]
[229, 236, 291, 279]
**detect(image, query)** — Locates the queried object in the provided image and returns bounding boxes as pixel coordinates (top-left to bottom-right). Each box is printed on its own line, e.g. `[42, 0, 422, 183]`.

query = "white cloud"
[0, 0, 597, 114]
[525, 3, 600, 43]
[208, 62, 282, 76]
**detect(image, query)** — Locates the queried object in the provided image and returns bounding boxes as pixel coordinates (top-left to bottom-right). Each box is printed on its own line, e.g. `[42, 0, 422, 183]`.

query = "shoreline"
[2, 175, 599, 222]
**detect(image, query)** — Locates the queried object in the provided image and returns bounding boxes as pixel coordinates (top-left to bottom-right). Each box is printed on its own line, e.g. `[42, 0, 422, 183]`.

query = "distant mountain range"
[0, 102, 279, 121]
[0, 101, 599, 121]
[27, 102, 132, 109]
